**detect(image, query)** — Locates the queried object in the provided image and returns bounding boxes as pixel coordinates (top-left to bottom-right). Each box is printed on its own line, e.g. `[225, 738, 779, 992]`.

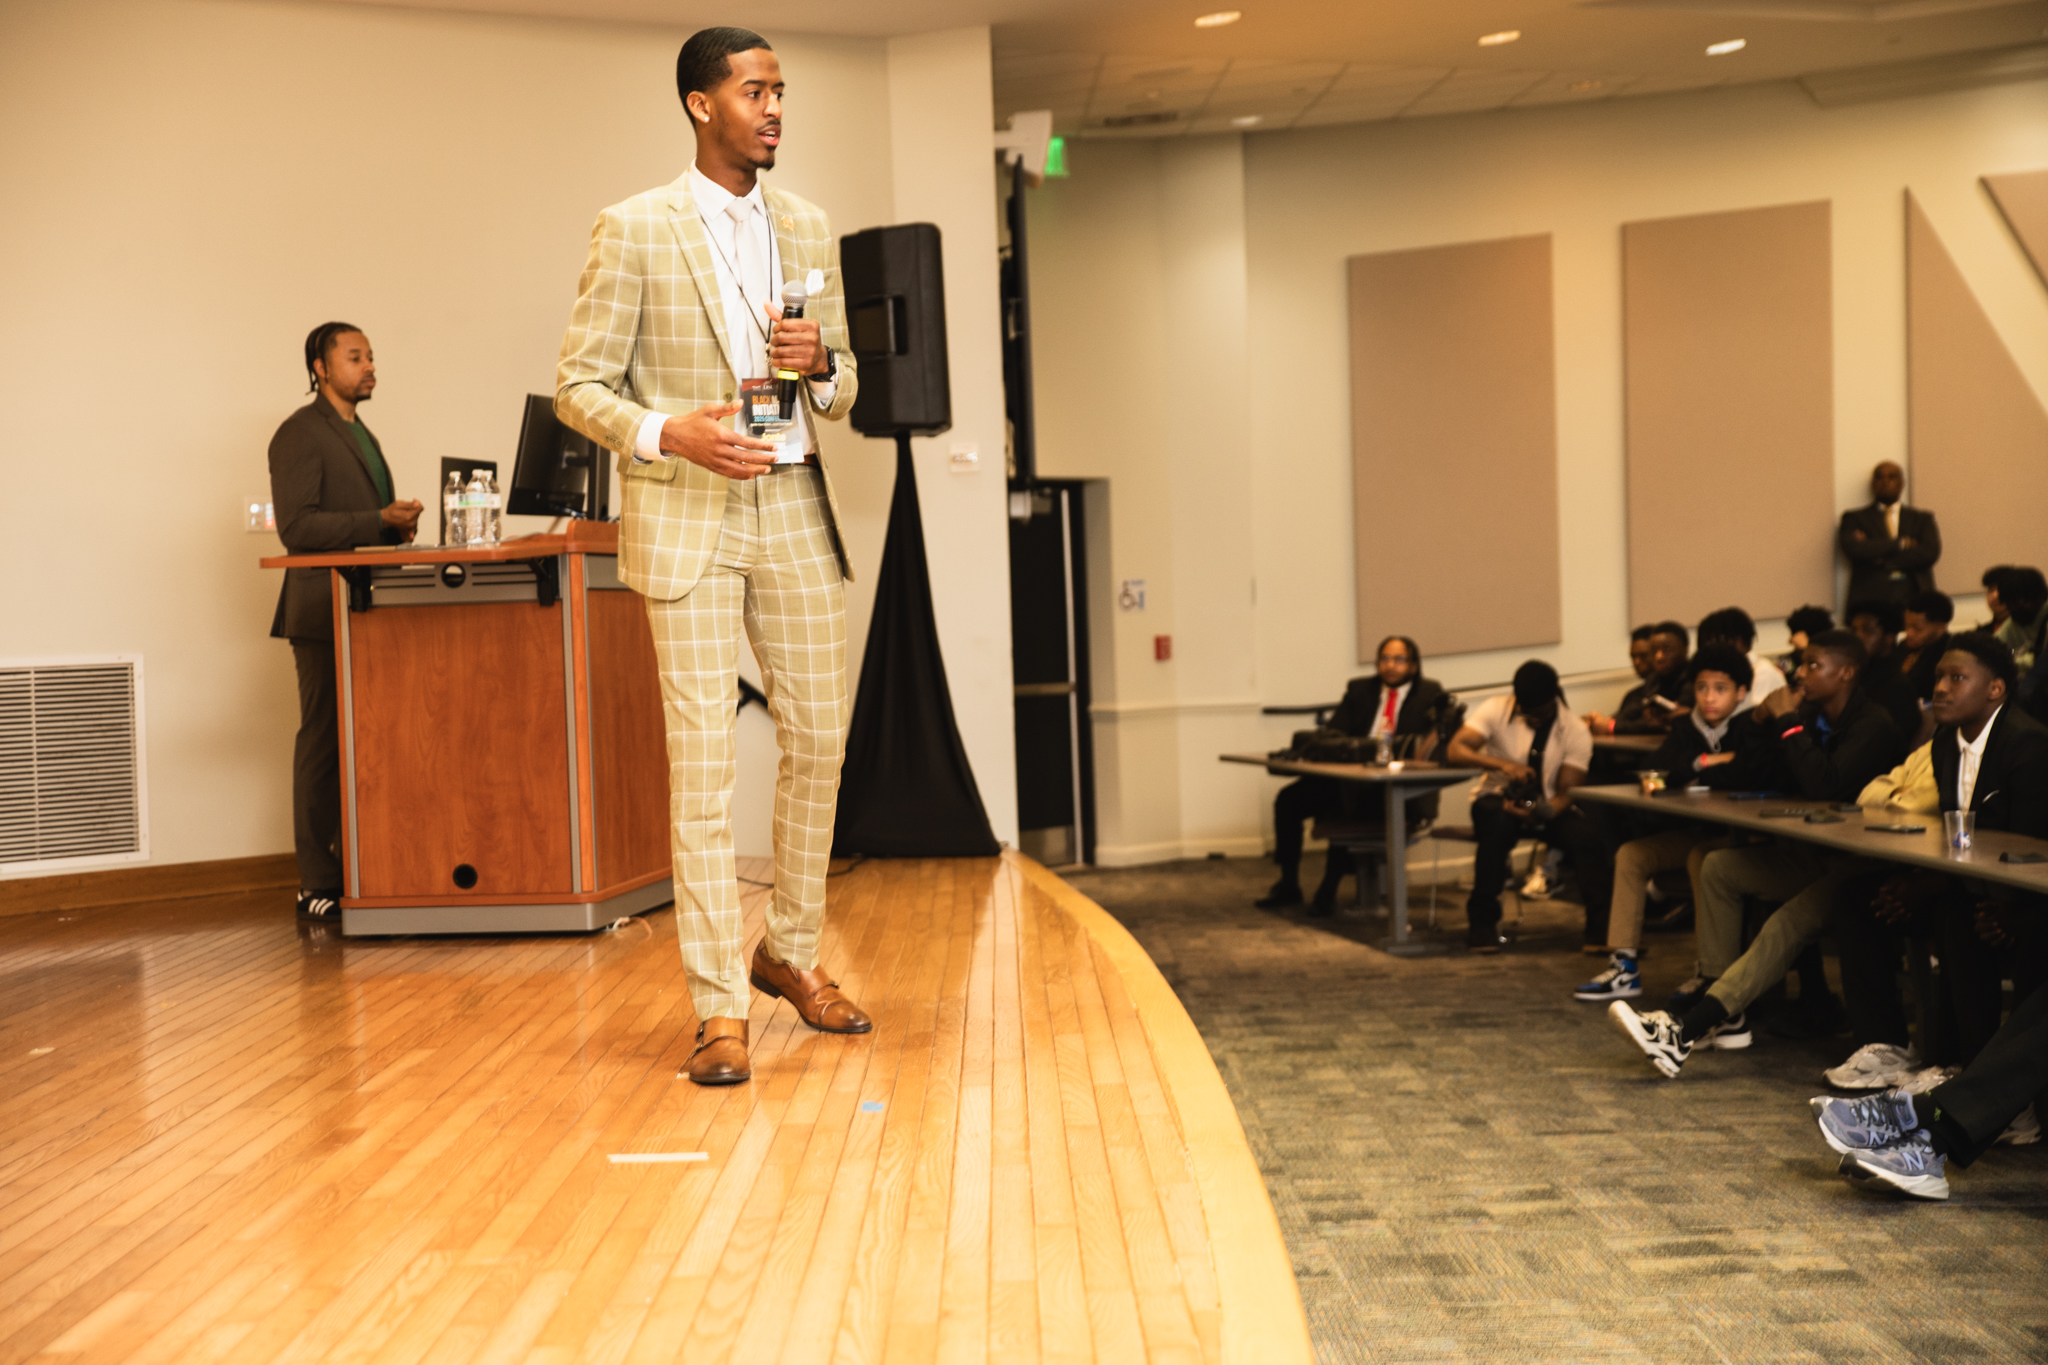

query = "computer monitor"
[508, 394, 609, 520]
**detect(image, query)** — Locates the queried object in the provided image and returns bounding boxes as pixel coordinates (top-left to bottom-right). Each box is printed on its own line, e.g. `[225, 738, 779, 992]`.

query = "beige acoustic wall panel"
[1622, 201, 1835, 626]
[1348, 235, 1561, 660]
[1984, 169, 2048, 290]
[1908, 192, 2048, 578]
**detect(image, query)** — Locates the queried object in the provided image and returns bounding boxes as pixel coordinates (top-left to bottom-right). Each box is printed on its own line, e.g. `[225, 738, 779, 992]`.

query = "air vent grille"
[0, 659, 148, 871]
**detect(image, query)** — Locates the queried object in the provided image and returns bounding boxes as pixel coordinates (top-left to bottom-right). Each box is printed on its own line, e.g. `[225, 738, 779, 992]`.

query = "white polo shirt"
[1464, 694, 1593, 800]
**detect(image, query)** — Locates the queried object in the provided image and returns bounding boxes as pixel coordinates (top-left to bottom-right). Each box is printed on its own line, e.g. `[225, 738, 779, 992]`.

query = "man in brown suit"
[268, 323, 423, 917]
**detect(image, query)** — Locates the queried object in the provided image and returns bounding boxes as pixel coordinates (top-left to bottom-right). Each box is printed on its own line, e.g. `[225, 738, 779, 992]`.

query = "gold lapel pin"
[779, 214, 794, 231]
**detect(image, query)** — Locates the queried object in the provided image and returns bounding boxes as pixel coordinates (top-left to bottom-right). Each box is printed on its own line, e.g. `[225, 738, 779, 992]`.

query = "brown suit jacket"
[268, 393, 400, 641]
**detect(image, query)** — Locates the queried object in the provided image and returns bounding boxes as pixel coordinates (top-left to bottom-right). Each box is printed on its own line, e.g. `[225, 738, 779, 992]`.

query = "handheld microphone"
[775, 278, 808, 418]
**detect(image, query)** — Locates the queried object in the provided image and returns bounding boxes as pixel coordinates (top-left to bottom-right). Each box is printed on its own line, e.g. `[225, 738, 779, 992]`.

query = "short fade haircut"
[1983, 565, 2012, 590]
[1511, 660, 1562, 712]
[1942, 630, 2019, 692]
[1630, 624, 1657, 642]
[1689, 644, 1753, 691]
[1847, 597, 1904, 635]
[303, 321, 363, 394]
[1809, 628, 1868, 672]
[1786, 604, 1834, 638]
[677, 26, 772, 102]
[1905, 590, 1954, 624]
[1697, 606, 1757, 650]
[2002, 567, 2048, 618]
[1651, 620, 1690, 650]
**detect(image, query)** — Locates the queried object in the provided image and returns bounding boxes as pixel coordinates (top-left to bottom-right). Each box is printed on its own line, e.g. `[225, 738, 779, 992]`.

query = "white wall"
[0, 0, 1017, 872]
[1029, 76, 2048, 865]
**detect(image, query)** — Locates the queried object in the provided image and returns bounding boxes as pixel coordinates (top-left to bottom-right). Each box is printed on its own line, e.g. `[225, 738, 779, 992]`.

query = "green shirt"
[347, 420, 392, 506]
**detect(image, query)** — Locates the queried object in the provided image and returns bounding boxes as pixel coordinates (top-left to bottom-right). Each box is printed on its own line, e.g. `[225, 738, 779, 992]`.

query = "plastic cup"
[1944, 810, 1976, 853]
[1638, 769, 1668, 796]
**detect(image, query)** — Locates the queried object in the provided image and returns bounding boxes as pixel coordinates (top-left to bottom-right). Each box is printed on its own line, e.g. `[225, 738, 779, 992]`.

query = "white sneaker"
[1824, 1043, 1922, 1092]
[1996, 1103, 2041, 1146]
[1704, 1011, 1752, 1050]
[1900, 1065, 1961, 1096]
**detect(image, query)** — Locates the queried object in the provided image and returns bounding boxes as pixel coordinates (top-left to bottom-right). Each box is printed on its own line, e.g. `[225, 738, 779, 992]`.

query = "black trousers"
[1272, 777, 1379, 881]
[291, 639, 343, 891]
[1928, 977, 2048, 1168]
[1467, 797, 1616, 945]
[1837, 875, 2048, 1064]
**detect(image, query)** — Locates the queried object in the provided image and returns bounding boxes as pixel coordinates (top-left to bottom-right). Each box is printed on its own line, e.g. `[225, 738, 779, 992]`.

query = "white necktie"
[726, 197, 769, 377]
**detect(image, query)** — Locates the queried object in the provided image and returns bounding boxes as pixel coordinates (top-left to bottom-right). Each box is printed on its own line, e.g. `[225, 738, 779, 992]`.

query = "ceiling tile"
[1399, 67, 1550, 116]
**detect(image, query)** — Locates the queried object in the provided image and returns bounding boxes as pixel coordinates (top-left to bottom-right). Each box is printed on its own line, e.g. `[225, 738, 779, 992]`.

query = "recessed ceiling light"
[1706, 38, 1746, 55]
[1194, 10, 1241, 27]
[1231, 114, 1263, 126]
[1478, 30, 1521, 46]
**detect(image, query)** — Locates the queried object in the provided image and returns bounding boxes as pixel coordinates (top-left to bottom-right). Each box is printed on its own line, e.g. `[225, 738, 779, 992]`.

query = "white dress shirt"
[1956, 705, 2000, 811]
[1735, 651, 1789, 714]
[1882, 500, 1901, 540]
[633, 163, 836, 464]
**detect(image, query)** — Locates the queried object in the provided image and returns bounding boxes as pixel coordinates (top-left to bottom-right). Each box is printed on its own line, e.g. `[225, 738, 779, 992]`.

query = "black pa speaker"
[841, 223, 950, 437]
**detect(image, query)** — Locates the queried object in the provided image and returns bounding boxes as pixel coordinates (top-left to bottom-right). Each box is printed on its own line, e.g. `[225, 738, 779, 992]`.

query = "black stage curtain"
[833, 436, 1001, 857]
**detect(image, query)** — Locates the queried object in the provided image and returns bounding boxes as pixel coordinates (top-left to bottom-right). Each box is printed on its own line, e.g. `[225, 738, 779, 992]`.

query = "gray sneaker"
[1811, 1090, 1920, 1155]
[1836, 1133, 1949, 1201]
[1824, 1042, 1921, 1092]
[1610, 1001, 1692, 1079]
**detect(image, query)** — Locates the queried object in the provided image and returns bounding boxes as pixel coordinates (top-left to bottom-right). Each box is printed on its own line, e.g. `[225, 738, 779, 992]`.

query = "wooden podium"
[262, 522, 672, 935]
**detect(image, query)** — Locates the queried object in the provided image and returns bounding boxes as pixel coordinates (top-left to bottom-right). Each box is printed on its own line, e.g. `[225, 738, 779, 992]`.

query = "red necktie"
[1383, 689, 1397, 733]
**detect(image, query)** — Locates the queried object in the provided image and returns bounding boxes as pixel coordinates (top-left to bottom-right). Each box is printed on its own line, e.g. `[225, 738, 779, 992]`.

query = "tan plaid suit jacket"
[554, 172, 860, 599]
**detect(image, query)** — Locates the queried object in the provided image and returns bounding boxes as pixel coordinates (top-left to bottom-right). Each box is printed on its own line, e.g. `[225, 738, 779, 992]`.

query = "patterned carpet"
[1059, 854, 2048, 1365]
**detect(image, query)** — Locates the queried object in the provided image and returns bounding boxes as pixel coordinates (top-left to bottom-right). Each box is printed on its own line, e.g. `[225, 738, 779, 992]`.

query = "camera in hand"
[1501, 771, 1545, 811]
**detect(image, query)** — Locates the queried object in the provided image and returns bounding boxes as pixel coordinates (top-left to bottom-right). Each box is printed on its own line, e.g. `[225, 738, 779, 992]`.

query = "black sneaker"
[296, 888, 343, 919]
[1254, 879, 1304, 909]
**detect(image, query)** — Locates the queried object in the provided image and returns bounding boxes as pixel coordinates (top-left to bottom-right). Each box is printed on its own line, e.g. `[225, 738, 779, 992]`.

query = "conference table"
[1592, 733, 1662, 754]
[1221, 753, 1477, 954]
[1570, 786, 2048, 892]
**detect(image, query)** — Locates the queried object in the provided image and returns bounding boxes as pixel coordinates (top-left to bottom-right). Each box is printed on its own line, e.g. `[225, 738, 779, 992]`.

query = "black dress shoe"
[1466, 924, 1505, 953]
[1306, 893, 1338, 918]
[1254, 880, 1304, 909]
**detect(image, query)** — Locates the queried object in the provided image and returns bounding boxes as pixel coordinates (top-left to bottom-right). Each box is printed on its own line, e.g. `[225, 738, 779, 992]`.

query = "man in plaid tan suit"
[556, 27, 872, 1086]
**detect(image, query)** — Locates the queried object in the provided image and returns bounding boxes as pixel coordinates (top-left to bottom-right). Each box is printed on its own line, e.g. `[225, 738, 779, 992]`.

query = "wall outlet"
[1118, 579, 1146, 611]
[244, 495, 274, 533]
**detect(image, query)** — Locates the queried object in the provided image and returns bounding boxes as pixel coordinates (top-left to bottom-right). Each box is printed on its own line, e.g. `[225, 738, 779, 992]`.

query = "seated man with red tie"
[1259, 636, 1451, 915]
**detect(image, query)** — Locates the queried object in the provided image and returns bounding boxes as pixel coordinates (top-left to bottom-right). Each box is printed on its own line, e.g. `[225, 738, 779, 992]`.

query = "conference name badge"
[739, 377, 806, 465]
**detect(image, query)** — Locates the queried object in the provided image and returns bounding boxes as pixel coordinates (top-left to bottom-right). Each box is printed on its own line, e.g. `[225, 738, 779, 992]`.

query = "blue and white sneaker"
[1574, 953, 1642, 1001]
[1837, 1133, 1949, 1201]
[1811, 1089, 1920, 1155]
[1609, 1001, 1692, 1078]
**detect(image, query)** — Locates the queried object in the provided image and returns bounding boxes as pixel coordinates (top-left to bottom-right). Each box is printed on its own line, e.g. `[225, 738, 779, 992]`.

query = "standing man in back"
[555, 27, 868, 1086]
[268, 323, 423, 920]
[1840, 461, 1941, 609]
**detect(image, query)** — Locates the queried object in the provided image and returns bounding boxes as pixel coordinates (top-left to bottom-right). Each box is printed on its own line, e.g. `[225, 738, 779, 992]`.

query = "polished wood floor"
[0, 853, 1305, 1365]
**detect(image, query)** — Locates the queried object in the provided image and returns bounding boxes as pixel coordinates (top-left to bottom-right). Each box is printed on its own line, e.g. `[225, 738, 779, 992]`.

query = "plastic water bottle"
[465, 470, 488, 546]
[443, 471, 466, 547]
[483, 470, 503, 545]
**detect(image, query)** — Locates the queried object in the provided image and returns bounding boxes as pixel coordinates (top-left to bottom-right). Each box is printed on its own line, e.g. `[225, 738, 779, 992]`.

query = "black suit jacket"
[1930, 706, 2048, 838]
[1765, 689, 1906, 802]
[268, 394, 401, 641]
[1839, 502, 1940, 605]
[1327, 676, 1450, 743]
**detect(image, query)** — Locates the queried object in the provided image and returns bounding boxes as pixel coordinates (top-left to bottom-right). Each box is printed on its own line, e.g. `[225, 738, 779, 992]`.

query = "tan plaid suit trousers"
[555, 172, 860, 1021]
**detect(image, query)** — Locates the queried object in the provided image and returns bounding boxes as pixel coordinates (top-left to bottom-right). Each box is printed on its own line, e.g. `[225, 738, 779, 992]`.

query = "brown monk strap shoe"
[749, 944, 873, 1034]
[683, 1017, 750, 1085]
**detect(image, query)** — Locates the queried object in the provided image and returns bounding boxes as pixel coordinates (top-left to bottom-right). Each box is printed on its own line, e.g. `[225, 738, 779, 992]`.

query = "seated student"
[1447, 662, 1610, 954]
[1897, 590, 1953, 705]
[1697, 606, 1788, 711]
[1586, 622, 1690, 735]
[1825, 635, 2048, 1092]
[1847, 598, 1924, 742]
[1609, 631, 1905, 1076]
[1994, 566, 2048, 675]
[1572, 647, 1774, 1003]
[1978, 565, 2013, 633]
[1811, 953, 2048, 1201]
[1781, 605, 1834, 678]
[1259, 636, 1451, 913]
